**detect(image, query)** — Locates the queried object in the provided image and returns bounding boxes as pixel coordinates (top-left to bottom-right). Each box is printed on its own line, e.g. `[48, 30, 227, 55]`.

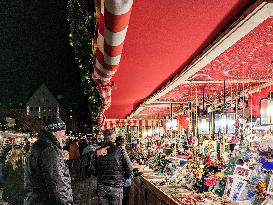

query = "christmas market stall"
[99, 1, 273, 204]
[69, 0, 273, 204]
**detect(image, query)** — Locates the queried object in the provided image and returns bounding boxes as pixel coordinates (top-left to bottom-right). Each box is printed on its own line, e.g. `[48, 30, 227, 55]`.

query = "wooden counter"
[128, 176, 179, 205]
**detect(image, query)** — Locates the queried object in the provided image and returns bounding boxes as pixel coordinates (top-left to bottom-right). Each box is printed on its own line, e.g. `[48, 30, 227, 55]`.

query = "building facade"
[26, 84, 64, 120]
[26, 84, 78, 131]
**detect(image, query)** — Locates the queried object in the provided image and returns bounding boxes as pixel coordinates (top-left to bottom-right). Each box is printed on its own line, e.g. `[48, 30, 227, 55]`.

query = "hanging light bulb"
[166, 119, 177, 131]
[260, 92, 273, 125]
[198, 118, 210, 135]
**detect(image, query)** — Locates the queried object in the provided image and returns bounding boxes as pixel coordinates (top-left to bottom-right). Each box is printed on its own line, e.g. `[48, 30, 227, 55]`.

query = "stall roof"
[105, 0, 256, 119]
[130, 1, 273, 119]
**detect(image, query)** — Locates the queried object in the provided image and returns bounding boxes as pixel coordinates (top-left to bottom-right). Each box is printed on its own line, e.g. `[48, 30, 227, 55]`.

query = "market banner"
[177, 114, 189, 130]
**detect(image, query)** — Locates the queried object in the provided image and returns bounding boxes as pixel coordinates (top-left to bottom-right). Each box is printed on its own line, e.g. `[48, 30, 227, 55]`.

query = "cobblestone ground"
[0, 176, 99, 205]
[72, 175, 99, 205]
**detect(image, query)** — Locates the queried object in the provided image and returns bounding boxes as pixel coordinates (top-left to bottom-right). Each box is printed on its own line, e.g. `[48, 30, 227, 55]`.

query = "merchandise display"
[125, 108, 273, 204]
[92, 2, 273, 204]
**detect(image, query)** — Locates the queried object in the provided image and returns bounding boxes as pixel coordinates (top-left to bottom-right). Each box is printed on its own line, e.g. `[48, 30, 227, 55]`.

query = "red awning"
[104, 0, 255, 119]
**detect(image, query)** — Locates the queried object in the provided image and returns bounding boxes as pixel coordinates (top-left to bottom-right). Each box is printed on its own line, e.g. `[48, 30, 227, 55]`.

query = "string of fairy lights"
[67, 0, 102, 129]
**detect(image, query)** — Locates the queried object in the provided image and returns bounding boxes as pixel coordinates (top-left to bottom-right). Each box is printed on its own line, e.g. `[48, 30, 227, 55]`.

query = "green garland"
[67, 0, 102, 128]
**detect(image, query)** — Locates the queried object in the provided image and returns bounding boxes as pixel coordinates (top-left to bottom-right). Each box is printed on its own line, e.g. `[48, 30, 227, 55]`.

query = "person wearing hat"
[24, 117, 74, 205]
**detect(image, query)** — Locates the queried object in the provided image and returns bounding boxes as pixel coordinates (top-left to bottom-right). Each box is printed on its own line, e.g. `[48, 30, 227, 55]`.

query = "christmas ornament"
[219, 180, 226, 188]
[215, 172, 225, 180]
[215, 189, 223, 196]
[243, 153, 251, 162]
[204, 177, 217, 186]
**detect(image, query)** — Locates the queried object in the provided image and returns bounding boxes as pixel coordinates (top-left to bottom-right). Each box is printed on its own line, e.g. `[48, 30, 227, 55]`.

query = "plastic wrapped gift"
[238, 184, 256, 202]
[259, 157, 273, 171]
[231, 200, 252, 205]
[261, 197, 273, 205]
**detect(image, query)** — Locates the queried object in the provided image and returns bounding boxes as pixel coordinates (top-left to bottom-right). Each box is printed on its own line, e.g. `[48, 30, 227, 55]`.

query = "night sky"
[0, 0, 90, 121]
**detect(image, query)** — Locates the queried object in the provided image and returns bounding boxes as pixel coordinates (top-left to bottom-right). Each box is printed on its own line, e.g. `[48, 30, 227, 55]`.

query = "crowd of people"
[0, 117, 139, 205]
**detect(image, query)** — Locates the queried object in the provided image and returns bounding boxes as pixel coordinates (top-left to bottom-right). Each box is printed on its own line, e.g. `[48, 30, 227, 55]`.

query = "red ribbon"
[97, 81, 116, 91]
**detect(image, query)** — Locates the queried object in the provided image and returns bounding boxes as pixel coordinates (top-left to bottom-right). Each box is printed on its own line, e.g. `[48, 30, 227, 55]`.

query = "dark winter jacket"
[24, 130, 74, 205]
[95, 141, 133, 188]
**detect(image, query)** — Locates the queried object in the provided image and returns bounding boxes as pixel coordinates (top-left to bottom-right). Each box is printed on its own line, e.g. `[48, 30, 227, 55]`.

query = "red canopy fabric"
[105, 0, 254, 118]
[93, 0, 134, 124]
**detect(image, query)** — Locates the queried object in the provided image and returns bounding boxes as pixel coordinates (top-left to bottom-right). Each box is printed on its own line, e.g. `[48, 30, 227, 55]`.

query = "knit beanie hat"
[42, 117, 66, 132]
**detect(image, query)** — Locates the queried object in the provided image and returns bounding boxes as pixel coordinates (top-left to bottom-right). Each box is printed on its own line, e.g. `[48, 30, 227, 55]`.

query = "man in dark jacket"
[24, 117, 74, 205]
[95, 129, 133, 205]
